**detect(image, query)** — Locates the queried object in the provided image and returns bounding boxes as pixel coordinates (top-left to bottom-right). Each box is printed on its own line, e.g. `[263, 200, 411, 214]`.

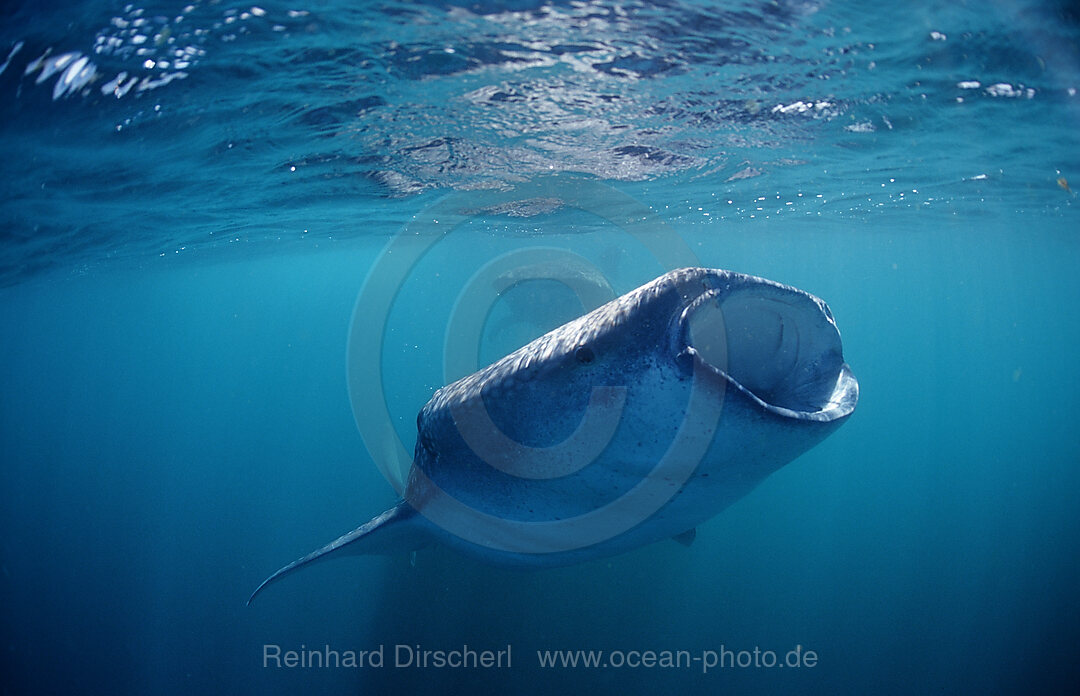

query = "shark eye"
[575, 346, 595, 364]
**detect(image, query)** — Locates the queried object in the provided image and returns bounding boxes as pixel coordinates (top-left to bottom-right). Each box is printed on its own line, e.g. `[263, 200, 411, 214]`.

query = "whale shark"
[247, 267, 858, 605]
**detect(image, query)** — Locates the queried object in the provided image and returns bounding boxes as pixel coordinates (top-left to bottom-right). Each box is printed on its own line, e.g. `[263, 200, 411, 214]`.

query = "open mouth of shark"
[682, 283, 855, 420]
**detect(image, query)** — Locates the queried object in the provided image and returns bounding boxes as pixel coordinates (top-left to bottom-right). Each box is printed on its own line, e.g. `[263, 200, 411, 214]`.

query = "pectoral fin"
[247, 502, 430, 605]
[672, 528, 697, 547]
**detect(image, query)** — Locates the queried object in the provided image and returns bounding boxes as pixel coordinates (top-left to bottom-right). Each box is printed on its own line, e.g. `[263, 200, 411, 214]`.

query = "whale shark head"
[418, 268, 855, 458]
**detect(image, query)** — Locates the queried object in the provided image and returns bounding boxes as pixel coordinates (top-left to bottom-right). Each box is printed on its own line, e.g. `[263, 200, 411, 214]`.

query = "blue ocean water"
[1, 0, 1079, 694]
